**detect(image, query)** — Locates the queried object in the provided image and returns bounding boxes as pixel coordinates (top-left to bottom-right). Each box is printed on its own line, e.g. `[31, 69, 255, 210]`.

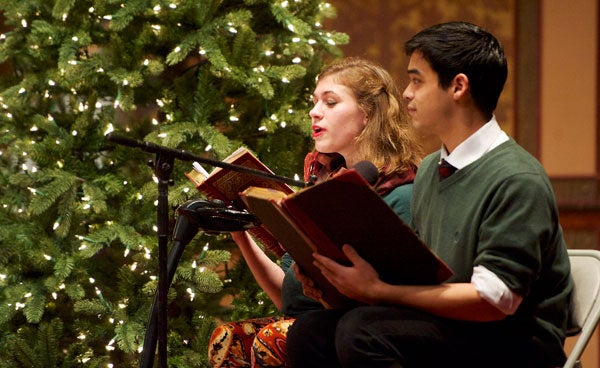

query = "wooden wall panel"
[324, 0, 516, 154]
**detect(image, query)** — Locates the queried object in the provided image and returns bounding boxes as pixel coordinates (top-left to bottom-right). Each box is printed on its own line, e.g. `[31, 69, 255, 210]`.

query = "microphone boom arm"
[105, 133, 306, 188]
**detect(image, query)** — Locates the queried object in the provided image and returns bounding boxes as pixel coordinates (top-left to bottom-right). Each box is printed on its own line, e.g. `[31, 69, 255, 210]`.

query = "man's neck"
[440, 110, 490, 154]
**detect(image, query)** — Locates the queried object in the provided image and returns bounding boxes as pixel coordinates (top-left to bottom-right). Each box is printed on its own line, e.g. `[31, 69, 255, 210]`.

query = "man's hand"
[313, 244, 381, 304]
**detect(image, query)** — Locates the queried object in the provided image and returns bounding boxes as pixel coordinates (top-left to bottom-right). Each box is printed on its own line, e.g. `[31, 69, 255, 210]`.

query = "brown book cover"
[240, 169, 453, 309]
[185, 147, 295, 257]
[185, 147, 295, 206]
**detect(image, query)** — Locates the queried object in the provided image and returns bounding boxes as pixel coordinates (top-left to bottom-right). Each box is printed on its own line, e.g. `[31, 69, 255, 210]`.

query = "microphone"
[352, 161, 379, 186]
[176, 199, 261, 234]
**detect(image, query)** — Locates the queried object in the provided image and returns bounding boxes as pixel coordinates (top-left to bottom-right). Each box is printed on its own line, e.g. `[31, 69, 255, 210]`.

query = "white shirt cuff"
[471, 265, 522, 315]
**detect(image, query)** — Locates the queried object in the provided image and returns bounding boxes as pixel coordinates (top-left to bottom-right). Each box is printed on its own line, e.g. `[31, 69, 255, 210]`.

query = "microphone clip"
[176, 199, 261, 234]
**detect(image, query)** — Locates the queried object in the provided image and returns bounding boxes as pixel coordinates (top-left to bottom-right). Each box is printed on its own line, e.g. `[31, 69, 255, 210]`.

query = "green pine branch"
[0, 0, 348, 365]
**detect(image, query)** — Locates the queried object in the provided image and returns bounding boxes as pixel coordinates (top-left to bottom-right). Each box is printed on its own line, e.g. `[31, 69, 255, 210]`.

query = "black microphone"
[352, 161, 379, 186]
[176, 198, 261, 234]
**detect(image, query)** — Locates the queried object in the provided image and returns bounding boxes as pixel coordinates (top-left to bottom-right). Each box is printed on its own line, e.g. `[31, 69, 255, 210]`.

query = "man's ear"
[452, 73, 469, 100]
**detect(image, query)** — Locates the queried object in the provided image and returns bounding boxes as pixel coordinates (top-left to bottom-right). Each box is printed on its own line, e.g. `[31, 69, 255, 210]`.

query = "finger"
[313, 252, 341, 269]
[342, 245, 375, 272]
[341, 244, 363, 264]
[313, 256, 333, 275]
[292, 262, 301, 276]
[293, 263, 315, 288]
[293, 263, 306, 280]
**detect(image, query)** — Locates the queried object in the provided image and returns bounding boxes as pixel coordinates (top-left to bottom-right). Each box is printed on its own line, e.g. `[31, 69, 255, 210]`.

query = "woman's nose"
[309, 103, 322, 119]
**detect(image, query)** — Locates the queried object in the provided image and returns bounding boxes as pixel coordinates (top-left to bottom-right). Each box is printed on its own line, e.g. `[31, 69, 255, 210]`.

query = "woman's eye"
[325, 100, 337, 106]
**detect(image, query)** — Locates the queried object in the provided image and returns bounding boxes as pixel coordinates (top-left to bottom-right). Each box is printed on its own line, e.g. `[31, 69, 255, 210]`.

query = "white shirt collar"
[440, 116, 509, 170]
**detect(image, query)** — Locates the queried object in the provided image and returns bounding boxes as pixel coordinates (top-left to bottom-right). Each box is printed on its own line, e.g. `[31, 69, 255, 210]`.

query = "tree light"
[104, 123, 114, 135]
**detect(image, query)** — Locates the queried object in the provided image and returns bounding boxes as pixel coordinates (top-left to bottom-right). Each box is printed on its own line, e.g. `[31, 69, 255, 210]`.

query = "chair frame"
[564, 249, 600, 368]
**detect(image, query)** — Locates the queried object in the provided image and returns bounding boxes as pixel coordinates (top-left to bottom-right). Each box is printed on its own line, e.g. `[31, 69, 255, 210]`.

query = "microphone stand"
[140, 199, 260, 368]
[150, 152, 172, 368]
[105, 133, 306, 368]
[139, 205, 199, 368]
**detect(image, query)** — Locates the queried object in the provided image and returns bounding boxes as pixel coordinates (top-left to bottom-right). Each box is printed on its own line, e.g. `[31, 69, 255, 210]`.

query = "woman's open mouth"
[312, 126, 325, 138]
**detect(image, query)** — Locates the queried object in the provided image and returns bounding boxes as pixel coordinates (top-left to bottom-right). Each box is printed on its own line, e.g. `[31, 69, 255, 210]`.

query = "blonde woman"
[208, 57, 422, 367]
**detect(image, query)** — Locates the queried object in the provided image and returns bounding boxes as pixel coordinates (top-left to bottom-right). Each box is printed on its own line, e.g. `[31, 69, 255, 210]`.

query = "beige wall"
[540, 0, 598, 176]
[542, 1, 600, 365]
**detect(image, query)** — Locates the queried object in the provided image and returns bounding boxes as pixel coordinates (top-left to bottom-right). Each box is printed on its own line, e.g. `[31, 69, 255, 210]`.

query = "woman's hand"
[230, 231, 247, 244]
[293, 263, 323, 301]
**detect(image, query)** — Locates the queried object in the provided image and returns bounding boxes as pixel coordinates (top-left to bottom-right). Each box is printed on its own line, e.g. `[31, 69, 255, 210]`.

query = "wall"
[324, 0, 516, 154]
[540, 1, 599, 366]
[540, 0, 598, 177]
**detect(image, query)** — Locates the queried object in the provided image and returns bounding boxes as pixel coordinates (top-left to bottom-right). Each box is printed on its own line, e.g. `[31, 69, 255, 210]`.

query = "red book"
[240, 169, 453, 309]
[185, 147, 295, 257]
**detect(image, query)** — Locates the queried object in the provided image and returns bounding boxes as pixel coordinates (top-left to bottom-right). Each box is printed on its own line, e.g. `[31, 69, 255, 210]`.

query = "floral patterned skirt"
[208, 317, 296, 368]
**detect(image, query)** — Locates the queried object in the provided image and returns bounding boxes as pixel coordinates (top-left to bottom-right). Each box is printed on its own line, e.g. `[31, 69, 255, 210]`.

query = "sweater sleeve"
[474, 171, 559, 296]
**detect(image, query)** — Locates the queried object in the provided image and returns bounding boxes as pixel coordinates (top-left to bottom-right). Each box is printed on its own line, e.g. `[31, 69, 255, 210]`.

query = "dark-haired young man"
[286, 21, 573, 368]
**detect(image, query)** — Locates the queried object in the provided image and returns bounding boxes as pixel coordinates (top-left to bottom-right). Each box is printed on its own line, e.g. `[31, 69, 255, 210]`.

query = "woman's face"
[309, 75, 367, 163]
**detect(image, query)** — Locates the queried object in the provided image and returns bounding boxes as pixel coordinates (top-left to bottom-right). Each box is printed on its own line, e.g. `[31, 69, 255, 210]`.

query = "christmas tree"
[0, 0, 347, 366]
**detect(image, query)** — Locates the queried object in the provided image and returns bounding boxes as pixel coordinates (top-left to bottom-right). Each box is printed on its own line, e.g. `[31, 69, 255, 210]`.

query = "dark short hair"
[404, 21, 507, 117]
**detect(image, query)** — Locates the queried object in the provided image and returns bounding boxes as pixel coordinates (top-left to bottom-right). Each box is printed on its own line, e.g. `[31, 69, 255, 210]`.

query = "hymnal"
[185, 147, 295, 256]
[240, 169, 453, 308]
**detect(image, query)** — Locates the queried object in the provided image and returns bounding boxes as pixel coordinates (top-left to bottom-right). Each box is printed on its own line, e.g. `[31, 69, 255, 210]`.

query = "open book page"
[185, 147, 294, 207]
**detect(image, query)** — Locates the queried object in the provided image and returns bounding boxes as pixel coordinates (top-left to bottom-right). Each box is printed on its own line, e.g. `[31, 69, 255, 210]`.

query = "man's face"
[402, 51, 454, 136]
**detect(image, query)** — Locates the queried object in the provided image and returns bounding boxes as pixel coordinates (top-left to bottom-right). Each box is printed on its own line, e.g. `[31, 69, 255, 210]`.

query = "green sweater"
[412, 139, 573, 362]
[280, 182, 413, 316]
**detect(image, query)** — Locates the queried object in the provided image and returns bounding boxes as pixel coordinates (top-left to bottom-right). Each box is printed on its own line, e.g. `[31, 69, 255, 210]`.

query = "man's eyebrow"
[407, 68, 421, 75]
